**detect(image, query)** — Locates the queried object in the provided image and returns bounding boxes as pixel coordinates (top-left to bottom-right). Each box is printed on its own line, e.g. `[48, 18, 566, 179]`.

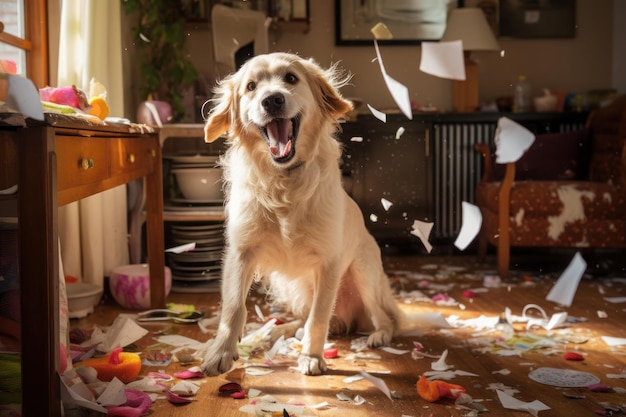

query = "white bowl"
[109, 264, 172, 310]
[172, 167, 223, 201]
[66, 283, 103, 318]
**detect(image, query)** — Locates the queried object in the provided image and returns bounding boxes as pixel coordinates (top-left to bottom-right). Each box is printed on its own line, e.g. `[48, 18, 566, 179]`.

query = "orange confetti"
[417, 374, 466, 402]
[78, 347, 141, 383]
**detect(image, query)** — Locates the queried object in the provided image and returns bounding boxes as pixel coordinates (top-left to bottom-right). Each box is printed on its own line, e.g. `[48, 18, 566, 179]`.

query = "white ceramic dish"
[172, 167, 223, 201]
[66, 283, 103, 318]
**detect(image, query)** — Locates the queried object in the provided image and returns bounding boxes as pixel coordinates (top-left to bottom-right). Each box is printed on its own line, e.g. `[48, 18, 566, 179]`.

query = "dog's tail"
[396, 310, 453, 337]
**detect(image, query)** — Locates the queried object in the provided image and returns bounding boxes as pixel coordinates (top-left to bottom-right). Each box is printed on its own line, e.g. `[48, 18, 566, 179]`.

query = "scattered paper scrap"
[419, 40, 465, 80]
[410, 220, 434, 253]
[431, 349, 453, 371]
[454, 202, 482, 250]
[371, 22, 393, 39]
[359, 370, 392, 400]
[350, 136, 364, 142]
[494, 117, 535, 164]
[545, 252, 587, 307]
[373, 40, 413, 120]
[165, 242, 196, 253]
[395, 126, 405, 139]
[496, 390, 550, 414]
[602, 336, 626, 347]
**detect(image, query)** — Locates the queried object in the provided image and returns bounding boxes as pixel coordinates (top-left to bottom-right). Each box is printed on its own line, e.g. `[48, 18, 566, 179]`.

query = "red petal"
[564, 352, 585, 361]
[323, 348, 338, 359]
[219, 382, 243, 395]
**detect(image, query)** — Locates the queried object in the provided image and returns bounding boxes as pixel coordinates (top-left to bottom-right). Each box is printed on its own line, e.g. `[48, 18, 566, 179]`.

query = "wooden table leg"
[145, 139, 166, 308]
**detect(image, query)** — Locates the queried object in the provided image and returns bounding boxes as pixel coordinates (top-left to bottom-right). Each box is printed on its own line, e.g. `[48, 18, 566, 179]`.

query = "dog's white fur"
[201, 52, 405, 376]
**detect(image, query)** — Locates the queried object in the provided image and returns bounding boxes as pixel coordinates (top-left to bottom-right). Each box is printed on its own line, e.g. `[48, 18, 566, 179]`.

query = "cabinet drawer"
[56, 136, 110, 190]
[110, 137, 158, 177]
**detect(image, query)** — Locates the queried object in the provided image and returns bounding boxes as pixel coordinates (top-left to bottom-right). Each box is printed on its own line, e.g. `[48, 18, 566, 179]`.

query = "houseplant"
[122, 0, 198, 122]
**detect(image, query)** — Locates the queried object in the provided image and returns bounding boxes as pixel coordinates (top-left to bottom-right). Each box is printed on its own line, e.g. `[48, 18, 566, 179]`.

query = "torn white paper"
[545, 252, 586, 307]
[419, 40, 465, 80]
[90, 316, 149, 352]
[454, 202, 482, 250]
[410, 220, 434, 253]
[602, 336, 626, 347]
[381, 198, 393, 211]
[373, 40, 413, 120]
[165, 242, 196, 253]
[367, 104, 387, 122]
[359, 370, 392, 400]
[494, 117, 536, 164]
[7, 74, 45, 121]
[496, 390, 550, 414]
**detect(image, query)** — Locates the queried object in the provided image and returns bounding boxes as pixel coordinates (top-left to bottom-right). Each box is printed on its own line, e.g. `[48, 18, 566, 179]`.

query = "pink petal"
[106, 388, 152, 417]
[219, 382, 243, 394]
[173, 369, 204, 379]
[165, 390, 194, 404]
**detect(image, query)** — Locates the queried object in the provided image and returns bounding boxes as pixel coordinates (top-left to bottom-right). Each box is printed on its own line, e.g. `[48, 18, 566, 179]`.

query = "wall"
[184, 0, 616, 115]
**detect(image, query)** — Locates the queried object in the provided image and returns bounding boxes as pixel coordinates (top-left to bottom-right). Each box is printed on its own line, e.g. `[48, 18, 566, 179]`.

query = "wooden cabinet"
[0, 115, 165, 417]
[339, 114, 432, 247]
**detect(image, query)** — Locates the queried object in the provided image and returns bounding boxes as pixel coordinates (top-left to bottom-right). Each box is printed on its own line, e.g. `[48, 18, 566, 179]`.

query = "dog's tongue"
[267, 119, 292, 158]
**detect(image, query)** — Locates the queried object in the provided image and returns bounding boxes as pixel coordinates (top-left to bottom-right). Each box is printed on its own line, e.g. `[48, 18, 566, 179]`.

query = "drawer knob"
[79, 158, 94, 170]
[128, 153, 136, 163]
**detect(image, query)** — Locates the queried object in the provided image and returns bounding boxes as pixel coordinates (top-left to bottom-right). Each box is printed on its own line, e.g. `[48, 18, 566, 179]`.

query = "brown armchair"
[474, 95, 626, 278]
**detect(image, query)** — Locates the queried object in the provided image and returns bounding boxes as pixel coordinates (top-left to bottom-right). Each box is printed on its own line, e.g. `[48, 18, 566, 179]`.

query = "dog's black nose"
[262, 93, 285, 115]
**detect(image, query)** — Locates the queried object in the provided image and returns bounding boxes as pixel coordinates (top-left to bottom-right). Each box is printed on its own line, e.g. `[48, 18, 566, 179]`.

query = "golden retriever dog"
[201, 52, 406, 376]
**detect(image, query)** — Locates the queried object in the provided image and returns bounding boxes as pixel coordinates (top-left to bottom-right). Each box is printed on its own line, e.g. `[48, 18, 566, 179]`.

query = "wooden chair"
[474, 95, 626, 278]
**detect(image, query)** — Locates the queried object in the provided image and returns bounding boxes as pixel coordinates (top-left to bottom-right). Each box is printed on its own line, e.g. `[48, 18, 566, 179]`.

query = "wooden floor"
[70, 252, 626, 417]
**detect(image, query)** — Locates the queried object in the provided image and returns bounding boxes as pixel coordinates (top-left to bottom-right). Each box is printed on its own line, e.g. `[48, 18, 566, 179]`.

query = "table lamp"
[440, 8, 499, 112]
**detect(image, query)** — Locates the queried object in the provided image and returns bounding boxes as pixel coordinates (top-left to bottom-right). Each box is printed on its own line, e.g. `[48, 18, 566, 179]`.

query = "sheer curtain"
[56, 0, 128, 288]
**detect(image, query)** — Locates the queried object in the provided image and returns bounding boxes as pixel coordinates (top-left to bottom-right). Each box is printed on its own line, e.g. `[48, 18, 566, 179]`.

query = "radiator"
[432, 123, 494, 240]
[432, 119, 587, 240]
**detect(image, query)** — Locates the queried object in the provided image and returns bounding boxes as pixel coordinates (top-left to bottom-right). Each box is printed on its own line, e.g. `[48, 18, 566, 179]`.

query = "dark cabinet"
[339, 114, 432, 247]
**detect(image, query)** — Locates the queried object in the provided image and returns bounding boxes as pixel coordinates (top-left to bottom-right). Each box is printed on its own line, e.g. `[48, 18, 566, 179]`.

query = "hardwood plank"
[70, 254, 626, 417]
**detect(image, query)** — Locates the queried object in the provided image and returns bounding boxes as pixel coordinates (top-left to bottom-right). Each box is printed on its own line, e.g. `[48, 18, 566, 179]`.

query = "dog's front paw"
[367, 330, 392, 348]
[296, 354, 327, 376]
[201, 343, 239, 376]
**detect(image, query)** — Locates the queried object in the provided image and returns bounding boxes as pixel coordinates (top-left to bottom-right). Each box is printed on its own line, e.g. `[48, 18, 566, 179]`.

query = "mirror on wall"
[335, 0, 460, 45]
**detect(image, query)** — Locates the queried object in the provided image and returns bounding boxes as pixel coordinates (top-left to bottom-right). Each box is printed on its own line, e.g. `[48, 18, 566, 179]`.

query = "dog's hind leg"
[201, 249, 257, 376]
[350, 249, 404, 348]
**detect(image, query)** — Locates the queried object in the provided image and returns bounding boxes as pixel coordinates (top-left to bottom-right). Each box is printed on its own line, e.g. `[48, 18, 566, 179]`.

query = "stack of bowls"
[168, 222, 224, 293]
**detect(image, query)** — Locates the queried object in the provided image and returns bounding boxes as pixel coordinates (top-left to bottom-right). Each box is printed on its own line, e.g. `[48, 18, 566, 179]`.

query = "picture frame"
[335, 0, 461, 46]
[499, 0, 576, 38]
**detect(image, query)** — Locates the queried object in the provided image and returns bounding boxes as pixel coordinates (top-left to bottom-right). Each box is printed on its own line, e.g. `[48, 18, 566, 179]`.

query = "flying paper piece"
[545, 252, 586, 307]
[367, 104, 387, 122]
[395, 126, 405, 139]
[454, 202, 482, 250]
[373, 40, 413, 120]
[350, 136, 364, 142]
[494, 117, 535, 164]
[370, 213, 378, 222]
[6, 74, 45, 121]
[528, 367, 600, 387]
[496, 390, 550, 414]
[381, 198, 393, 211]
[419, 41, 465, 80]
[602, 336, 626, 347]
[371, 22, 393, 39]
[410, 220, 434, 253]
[359, 370, 392, 400]
[166, 242, 196, 253]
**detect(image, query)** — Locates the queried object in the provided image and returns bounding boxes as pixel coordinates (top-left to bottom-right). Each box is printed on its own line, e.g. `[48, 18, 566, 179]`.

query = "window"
[0, 0, 48, 87]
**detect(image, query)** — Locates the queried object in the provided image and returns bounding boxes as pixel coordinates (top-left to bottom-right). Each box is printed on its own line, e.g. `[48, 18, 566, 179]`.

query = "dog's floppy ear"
[303, 59, 353, 120]
[204, 76, 237, 143]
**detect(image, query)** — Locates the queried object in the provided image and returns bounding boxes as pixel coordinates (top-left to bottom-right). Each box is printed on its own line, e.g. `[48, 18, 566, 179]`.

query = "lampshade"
[440, 8, 499, 51]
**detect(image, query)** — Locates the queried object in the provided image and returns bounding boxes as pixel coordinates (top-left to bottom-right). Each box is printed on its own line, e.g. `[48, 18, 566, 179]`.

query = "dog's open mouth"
[259, 116, 300, 163]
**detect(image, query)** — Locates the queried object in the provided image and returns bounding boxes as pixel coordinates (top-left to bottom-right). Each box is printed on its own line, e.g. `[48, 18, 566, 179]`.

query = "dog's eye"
[284, 73, 298, 85]
[247, 81, 256, 91]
